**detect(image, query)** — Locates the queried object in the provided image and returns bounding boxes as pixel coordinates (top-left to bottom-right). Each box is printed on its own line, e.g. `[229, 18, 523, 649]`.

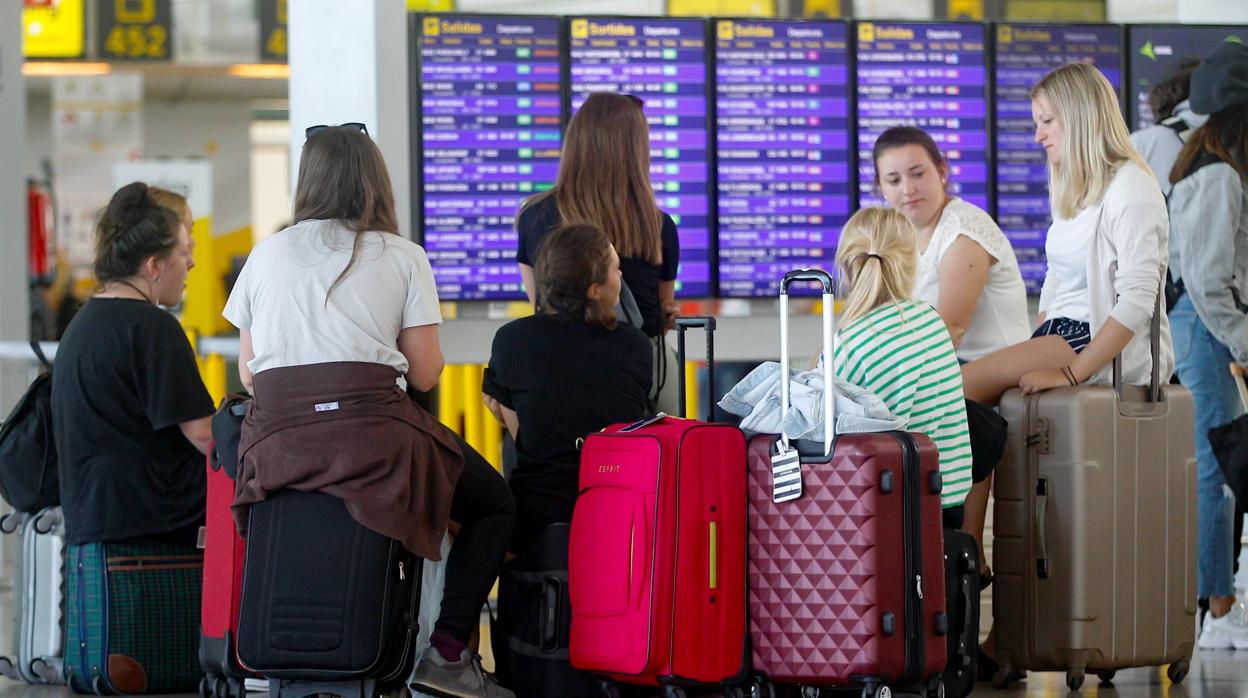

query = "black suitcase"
[492, 524, 597, 698]
[942, 528, 981, 698]
[236, 490, 421, 698]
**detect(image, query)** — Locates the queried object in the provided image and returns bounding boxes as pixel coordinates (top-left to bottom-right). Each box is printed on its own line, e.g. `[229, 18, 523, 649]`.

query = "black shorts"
[1032, 317, 1091, 353]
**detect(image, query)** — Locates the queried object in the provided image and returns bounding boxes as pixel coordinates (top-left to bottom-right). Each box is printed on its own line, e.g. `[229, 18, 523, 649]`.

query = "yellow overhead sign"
[408, 0, 455, 11]
[22, 0, 86, 59]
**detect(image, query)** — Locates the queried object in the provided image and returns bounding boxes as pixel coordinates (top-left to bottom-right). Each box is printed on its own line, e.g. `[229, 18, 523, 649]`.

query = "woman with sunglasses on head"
[515, 92, 681, 414]
[224, 124, 516, 698]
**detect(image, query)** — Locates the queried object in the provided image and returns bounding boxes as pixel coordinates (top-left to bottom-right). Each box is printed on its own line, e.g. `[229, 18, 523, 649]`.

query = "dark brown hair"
[872, 126, 947, 186]
[93, 182, 180, 284]
[293, 126, 399, 298]
[534, 222, 617, 330]
[523, 92, 662, 264]
[1149, 57, 1201, 121]
[1171, 103, 1248, 184]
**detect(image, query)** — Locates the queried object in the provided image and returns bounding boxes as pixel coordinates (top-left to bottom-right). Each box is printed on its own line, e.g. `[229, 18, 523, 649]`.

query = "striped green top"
[832, 299, 973, 508]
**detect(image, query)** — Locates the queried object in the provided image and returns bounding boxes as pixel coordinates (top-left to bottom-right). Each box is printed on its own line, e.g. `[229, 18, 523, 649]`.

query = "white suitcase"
[0, 507, 67, 684]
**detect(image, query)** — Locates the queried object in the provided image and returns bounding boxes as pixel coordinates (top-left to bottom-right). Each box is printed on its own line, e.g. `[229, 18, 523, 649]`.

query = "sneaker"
[409, 646, 515, 698]
[1199, 602, 1248, 650]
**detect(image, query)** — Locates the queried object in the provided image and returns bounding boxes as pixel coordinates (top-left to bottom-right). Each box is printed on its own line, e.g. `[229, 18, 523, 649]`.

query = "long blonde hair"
[522, 92, 662, 264]
[835, 207, 918, 325]
[1031, 62, 1147, 220]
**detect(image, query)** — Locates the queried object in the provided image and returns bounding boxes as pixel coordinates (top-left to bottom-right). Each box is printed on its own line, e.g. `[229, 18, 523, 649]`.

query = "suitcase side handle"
[779, 269, 834, 456]
[1035, 477, 1050, 579]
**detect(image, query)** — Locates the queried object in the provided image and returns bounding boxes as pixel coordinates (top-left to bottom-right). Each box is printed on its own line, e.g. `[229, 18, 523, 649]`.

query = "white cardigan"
[1038, 162, 1174, 387]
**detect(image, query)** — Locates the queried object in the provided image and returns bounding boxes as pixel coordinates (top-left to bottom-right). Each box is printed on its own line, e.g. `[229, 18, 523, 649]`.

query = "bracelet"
[1062, 366, 1078, 386]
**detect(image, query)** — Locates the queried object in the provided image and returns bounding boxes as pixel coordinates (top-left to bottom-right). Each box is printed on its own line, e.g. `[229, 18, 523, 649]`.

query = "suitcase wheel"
[860, 683, 890, 698]
[660, 686, 688, 698]
[722, 686, 748, 698]
[1097, 670, 1117, 685]
[925, 677, 944, 698]
[200, 677, 212, 698]
[750, 677, 776, 698]
[1167, 661, 1190, 684]
[1065, 670, 1085, 691]
[0, 656, 14, 680]
[597, 680, 621, 698]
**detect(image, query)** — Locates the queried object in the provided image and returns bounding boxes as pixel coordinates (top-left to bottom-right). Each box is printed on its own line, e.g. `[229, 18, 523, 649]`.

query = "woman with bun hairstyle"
[1165, 41, 1248, 649]
[485, 222, 652, 554]
[224, 125, 515, 698]
[516, 92, 681, 413]
[52, 182, 213, 546]
[873, 126, 1030, 573]
[961, 62, 1173, 403]
[830, 207, 974, 519]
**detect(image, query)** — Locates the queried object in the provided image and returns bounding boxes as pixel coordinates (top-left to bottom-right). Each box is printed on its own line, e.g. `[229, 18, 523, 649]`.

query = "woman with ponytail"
[51, 181, 214, 545]
[830, 207, 974, 518]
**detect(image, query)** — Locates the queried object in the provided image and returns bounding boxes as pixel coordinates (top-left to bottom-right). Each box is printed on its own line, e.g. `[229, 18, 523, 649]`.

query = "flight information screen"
[1128, 25, 1245, 129]
[418, 15, 563, 301]
[856, 22, 989, 211]
[994, 24, 1122, 292]
[569, 17, 711, 297]
[714, 19, 852, 297]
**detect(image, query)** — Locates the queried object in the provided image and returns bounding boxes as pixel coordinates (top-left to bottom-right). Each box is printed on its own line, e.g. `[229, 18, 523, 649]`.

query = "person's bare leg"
[961, 335, 1077, 405]
[1211, 595, 1237, 617]
[962, 475, 992, 576]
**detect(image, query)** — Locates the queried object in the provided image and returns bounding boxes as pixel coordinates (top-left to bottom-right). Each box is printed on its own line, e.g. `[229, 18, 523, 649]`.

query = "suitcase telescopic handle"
[676, 317, 716, 421]
[779, 269, 835, 456]
[1111, 283, 1163, 402]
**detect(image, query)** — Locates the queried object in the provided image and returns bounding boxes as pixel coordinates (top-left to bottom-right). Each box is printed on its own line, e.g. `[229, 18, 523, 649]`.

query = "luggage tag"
[619, 412, 667, 433]
[771, 440, 803, 503]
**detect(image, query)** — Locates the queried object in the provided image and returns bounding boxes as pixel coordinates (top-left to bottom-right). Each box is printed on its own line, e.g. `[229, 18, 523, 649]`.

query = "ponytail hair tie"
[862, 253, 884, 263]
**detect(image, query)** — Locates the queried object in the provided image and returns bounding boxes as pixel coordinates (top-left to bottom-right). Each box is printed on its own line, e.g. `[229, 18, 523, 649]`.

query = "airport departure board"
[569, 17, 712, 297]
[418, 15, 563, 300]
[1128, 25, 1246, 129]
[856, 22, 990, 211]
[994, 24, 1122, 292]
[714, 19, 852, 297]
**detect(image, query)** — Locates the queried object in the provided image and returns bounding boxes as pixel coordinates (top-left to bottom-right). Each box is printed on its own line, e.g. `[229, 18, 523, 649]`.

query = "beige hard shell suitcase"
[991, 337, 1197, 692]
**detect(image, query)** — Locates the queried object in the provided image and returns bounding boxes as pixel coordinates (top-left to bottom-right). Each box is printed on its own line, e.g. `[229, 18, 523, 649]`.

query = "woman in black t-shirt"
[515, 92, 679, 412]
[487, 222, 652, 552]
[52, 182, 214, 546]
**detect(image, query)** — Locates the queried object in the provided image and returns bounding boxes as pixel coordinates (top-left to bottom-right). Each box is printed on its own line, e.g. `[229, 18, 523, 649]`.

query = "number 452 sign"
[96, 0, 173, 60]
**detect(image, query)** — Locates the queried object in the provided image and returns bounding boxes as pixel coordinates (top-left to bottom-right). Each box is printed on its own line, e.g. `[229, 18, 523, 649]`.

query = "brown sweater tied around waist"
[231, 362, 465, 560]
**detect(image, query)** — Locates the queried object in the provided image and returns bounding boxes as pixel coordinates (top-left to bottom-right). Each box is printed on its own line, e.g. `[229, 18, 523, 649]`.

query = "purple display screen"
[1128, 25, 1245, 130]
[994, 24, 1121, 294]
[419, 16, 562, 301]
[714, 20, 851, 298]
[569, 17, 711, 297]
[856, 22, 989, 211]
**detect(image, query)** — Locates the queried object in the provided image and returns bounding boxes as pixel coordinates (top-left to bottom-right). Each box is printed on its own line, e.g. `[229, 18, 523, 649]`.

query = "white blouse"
[913, 198, 1032, 362]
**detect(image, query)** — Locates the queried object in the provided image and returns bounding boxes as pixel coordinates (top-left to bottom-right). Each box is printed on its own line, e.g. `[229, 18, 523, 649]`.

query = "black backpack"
[0, 342, 58, 512]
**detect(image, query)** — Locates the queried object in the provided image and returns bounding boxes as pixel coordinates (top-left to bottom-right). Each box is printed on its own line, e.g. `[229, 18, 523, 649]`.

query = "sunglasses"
[305, 122, 369, 139]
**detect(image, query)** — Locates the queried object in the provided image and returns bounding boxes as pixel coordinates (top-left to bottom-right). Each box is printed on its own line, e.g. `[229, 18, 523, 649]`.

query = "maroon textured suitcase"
[747, 270, 947, 698]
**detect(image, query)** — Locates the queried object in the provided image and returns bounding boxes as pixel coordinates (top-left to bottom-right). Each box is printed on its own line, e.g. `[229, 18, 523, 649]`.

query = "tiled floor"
[2, 650, 1248, 698]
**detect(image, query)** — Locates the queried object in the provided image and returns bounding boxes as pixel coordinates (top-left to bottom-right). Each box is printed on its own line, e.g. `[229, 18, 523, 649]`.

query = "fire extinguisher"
[28, 180, 54, 285]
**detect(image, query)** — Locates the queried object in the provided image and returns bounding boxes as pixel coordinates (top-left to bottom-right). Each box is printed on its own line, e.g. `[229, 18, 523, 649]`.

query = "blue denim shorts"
[1031, 317, 1091, 353]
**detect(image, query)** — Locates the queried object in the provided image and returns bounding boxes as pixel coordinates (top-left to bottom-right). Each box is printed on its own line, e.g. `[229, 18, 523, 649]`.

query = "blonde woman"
[515, 92, 680, 412]
[962, 62, 1173, 403]
[831, 207, 974, 516]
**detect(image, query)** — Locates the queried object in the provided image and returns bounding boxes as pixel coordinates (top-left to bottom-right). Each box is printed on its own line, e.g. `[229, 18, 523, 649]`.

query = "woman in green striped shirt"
[831, 207, 974, 514]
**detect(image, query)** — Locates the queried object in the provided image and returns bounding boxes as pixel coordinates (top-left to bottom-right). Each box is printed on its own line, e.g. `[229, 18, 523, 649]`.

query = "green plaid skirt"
[65, 540, 203, 695]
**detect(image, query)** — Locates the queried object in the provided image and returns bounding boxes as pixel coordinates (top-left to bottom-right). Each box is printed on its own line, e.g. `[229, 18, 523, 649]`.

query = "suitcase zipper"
[892, 432, 925, 686]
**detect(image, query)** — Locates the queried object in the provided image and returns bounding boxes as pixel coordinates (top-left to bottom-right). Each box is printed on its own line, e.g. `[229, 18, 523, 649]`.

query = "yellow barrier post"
[685, 361, 699, 420]
[439, 364, 464, 434]
[461, 364, 485, 451]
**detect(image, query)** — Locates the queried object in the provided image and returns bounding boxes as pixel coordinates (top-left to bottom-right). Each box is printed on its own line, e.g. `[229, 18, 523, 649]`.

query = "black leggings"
[435, 433, 516, 643]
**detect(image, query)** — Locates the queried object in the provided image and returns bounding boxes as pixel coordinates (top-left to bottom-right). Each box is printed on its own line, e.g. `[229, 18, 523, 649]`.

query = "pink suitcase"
[569, 317, 750, 698]
[748, 270, 948, 698]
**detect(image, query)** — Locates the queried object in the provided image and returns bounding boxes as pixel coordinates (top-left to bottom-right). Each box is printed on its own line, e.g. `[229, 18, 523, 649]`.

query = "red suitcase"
[200, 399, 256, 698]
[748, 270, 947, 698]
[569, 317, 749, 697]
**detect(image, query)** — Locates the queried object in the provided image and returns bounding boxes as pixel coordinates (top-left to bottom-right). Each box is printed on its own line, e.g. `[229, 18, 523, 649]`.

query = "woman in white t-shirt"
[873, 126, 1031, 362]
[224, 125, 515, 698]
[961, 62, 1172, 403]
[873, 125, 1031, 582]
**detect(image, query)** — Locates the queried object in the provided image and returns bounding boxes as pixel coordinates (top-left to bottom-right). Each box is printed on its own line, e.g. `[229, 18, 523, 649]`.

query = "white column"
[0, 1, 29, 412]
[288, 0, 412, 238]
[1179, 0, 1248, 24]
